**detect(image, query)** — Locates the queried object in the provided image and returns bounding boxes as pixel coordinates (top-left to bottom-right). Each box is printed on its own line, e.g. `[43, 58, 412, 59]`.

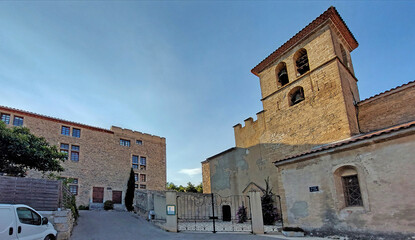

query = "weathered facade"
[275, 121, 415, 238]
[202, 6, 415, 238]
[203, 6, 359, 197]
[0, 106, 166, 208]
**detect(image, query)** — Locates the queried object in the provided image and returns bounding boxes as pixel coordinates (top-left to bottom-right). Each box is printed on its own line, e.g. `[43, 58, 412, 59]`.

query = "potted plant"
[282, 227, 305, 237]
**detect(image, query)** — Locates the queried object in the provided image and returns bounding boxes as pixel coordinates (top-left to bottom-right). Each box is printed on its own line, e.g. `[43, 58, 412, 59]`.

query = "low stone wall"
[39, 210, 74, 240]
[151, 219, 168, 230]
[134, 190, 167, 221]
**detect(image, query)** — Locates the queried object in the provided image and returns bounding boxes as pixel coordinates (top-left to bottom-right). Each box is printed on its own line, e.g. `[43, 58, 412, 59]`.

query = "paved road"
[71, 210, 298, 240]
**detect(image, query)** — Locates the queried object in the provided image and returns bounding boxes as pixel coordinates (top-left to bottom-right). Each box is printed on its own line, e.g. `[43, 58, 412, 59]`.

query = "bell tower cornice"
[251, 6, 358, 76]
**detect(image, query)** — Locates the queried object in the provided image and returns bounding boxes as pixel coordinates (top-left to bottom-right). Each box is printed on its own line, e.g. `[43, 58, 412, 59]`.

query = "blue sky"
[0, 1, 414, 186]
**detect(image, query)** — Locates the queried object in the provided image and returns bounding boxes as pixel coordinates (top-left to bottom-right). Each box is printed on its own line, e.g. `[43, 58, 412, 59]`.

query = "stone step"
[89, 203, 104, 210]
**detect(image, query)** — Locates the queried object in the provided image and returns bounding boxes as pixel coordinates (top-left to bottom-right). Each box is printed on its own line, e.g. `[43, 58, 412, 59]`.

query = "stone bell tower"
[203, 7, 361, 195]
[234, 6, 361, 159]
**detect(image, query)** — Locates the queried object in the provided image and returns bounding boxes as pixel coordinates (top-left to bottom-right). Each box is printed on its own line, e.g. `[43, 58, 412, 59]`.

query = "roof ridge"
[0, 105, 113, 133]
[358, 80, 415, 104]
[276, 120, 415, 163]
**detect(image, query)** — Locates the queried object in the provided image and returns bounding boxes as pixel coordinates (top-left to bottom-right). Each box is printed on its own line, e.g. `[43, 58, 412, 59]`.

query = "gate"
[177, 193, 252, 232]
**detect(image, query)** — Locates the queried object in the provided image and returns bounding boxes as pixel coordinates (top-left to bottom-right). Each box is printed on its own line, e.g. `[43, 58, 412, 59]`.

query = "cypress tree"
[261, 177, 279, 225]
[125, 168, 135, 211]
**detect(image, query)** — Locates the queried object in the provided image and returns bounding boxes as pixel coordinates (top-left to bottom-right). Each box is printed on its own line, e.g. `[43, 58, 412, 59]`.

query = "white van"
[0, 204, 57, 240]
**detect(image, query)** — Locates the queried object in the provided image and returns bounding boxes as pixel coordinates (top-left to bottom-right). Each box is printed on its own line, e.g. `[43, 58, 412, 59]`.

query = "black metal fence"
[177, 193, 252, 233]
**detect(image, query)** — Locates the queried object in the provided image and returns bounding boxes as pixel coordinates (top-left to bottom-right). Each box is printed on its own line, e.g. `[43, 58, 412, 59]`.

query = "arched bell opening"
[275, 62, 289, 87]
[288, 86, 305, 106]
[294, 48, 310, 76]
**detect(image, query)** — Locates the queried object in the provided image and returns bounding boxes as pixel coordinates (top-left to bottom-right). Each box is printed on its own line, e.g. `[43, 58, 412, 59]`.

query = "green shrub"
[64, 195, 79, 220]
[237, 205, 247, 223]
[78, 205, 89, 210]
[104, 200, 114, 210]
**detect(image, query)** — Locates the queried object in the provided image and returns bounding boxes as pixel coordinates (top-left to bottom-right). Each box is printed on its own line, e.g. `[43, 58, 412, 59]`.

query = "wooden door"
[222, 205, 231, 221]
[112, 191, 122, 204]
[92, 187, 104, 203]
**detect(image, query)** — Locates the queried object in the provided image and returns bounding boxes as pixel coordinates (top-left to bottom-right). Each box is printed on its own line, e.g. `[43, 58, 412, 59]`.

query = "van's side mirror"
[42, 217, 48, 225]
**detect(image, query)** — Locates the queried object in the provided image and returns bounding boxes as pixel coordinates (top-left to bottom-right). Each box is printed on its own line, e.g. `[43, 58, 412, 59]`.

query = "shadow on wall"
[204, 142, 323, 197]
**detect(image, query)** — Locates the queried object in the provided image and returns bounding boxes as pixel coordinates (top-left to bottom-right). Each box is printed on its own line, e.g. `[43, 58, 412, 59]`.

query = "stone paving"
[71, 211, 292, 240]
[71, 210, 335, 240]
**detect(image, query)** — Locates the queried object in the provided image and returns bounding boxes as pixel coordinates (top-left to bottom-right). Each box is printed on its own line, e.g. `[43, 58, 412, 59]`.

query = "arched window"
[288, 86, 305, 106]
[276, 62, 289, 87]
[334, 166, 363, 207]
[340, 44, 348, 68]
[294, 48, 310, 76]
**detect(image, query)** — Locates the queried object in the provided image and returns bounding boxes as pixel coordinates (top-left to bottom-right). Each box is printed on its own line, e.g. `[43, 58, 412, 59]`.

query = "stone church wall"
[277, 129, 415, 238]
[357, 82, 415, 133]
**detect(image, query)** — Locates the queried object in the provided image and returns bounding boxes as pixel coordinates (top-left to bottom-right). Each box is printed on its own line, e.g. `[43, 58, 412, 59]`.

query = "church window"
[342, 174, 363, 207]
[294, 48, 310, 76]
[288, 86, 305, 106]
[276, 62, 289, 87]
[334, 165, 364, 209]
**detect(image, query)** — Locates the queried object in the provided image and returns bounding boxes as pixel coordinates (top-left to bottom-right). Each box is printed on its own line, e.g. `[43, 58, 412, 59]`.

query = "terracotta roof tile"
[276, 120, 415, 163]
[251, 6, 358, 76]
[358, 80, 415, 104]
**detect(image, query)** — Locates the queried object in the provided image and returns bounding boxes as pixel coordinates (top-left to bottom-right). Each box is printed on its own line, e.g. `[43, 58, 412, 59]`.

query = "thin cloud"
[178, 168, 202, 176]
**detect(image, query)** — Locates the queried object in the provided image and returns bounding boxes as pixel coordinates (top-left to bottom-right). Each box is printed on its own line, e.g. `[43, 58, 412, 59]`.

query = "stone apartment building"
[0, 105, 166, 208]
[202, 7, 415, 238]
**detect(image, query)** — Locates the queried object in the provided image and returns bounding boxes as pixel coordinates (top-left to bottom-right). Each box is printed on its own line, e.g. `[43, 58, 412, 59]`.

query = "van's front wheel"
[44, 235, 55, 240]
